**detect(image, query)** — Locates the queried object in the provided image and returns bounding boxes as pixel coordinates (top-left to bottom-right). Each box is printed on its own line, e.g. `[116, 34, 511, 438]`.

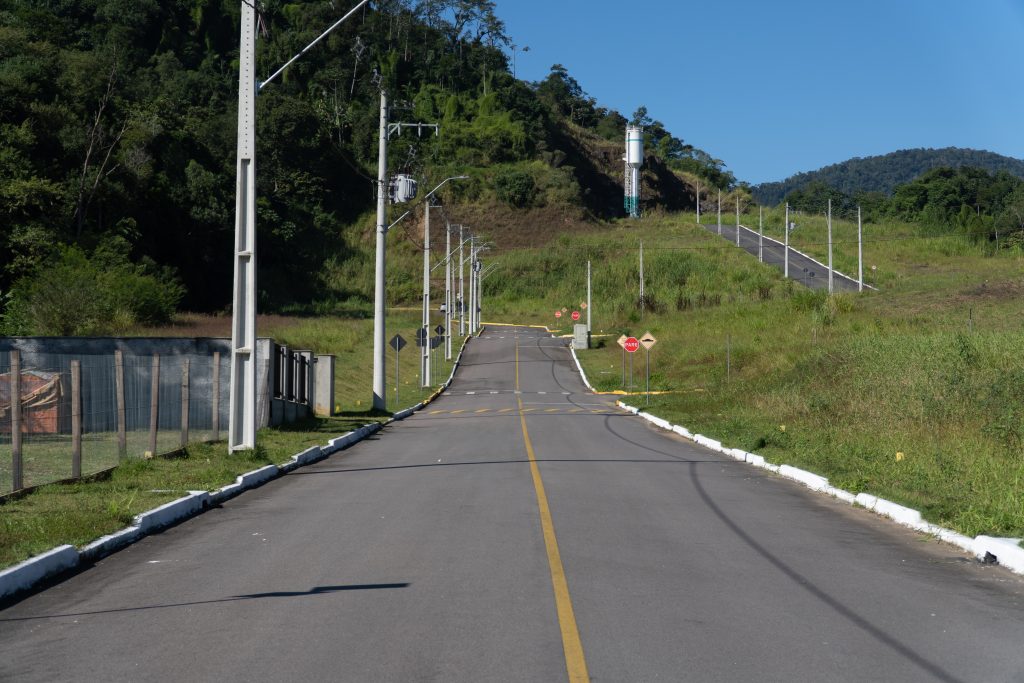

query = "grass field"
[570, 214, 1024, 538]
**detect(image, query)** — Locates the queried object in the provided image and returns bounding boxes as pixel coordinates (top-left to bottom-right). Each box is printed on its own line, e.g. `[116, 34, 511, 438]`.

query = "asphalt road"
[3, 325, 1024, 681]
[701, 222, 863, 292]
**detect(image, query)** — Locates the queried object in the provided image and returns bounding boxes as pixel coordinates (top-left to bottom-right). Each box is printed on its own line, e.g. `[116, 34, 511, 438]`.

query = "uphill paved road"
[702, 222, 863, 292]
[3, 325, 1024, 681]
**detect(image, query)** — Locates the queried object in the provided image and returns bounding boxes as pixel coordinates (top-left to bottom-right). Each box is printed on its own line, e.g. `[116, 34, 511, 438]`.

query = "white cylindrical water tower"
[626, 126, 644, 168]
[624, 126, 643, 218]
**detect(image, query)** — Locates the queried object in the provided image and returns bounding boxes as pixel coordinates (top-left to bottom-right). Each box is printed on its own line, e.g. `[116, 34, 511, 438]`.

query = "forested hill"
[752, 148, 1024, 206]
[0, 0, 728, 330]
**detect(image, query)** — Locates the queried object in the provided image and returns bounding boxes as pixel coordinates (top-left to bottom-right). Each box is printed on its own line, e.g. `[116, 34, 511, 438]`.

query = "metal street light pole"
[784, 202, 790, 279]
[459, 225, 466, 336]
[372, 89, 389, 410]
[827, 197, 834, 294]
[419, 176, 467, 387]
[445, 222, 452, 360]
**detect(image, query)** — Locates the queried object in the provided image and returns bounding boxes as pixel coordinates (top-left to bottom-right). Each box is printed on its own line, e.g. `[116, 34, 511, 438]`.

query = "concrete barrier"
[0, 546, 79, 600]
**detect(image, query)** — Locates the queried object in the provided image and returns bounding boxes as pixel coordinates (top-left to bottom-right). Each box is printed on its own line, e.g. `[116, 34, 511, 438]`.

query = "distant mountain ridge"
[752, 148, 1024, 206]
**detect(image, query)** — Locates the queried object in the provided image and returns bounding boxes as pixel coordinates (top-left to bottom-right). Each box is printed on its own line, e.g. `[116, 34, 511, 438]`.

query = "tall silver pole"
[469, 237, 476, 334]
[717, 190, 722, 235]
[827, 197, 834, 294]
[758, 205, 764, 262]
[445, 222, 452, 359]
[421, 203, 430, 387]
[371, 90, 388, 411]
[477, 258, 483, 327]
[784, 202, 790, 279]
[459, 225, 465, 336]
[229, 0, 258, 452]
[735, 197, 740, 246]
[858, 205, 864, 292]
[586, 259, 592, 333]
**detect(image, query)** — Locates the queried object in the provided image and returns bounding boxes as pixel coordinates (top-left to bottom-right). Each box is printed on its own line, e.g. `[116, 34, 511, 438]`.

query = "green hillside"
[753, 148, 1024, 206]
[0, 0, 729, 334]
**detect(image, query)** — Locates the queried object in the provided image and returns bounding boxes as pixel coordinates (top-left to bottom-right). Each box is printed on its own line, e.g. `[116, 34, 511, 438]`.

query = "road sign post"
[640, 331, 657, 405]
[390, 334, 407, 409]
[617, 334, 628, 387]
[623, 336, 639, 390]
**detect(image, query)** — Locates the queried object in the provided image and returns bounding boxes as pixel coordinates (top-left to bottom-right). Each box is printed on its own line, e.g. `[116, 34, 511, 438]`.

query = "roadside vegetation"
[571, 215, 1024, 538]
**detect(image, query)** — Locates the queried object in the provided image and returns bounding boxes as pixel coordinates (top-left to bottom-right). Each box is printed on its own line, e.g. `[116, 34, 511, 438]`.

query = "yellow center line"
[475, 408, 491, 413]
[450, 409, 465, 414]
[515, 338, 589, 682]
[498, 408, 514, 413]
[569, 408, 583, 413]
[545, 408, 560, 413]
[429, 410, 445, 414]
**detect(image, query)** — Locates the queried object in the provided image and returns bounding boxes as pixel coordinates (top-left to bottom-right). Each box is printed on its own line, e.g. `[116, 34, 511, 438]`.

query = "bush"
[2, 243, 184, 335]
[494, 169, 537, 208]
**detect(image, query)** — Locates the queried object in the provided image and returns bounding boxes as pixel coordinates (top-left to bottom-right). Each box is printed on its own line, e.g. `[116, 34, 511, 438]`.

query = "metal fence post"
[115, 350, 127, 459]
[71, 360, 82, 479]
[180, 358, 190, 448]
[148, 355, 160, 457]
[11, 350, 22, 491]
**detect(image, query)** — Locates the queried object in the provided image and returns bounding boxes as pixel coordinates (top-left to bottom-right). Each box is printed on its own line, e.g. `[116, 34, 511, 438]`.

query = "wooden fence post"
[10, 350, 22, 491]
[71, 360, 82, 479]
[180, 359, 190, 448]
[212, 352, 220, 442]
[148, 355, 160, 457]
[115, 350, 126, 459]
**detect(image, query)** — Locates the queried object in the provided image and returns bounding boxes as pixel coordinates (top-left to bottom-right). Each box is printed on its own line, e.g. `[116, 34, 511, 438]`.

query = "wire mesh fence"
[0, 349, 235, 493]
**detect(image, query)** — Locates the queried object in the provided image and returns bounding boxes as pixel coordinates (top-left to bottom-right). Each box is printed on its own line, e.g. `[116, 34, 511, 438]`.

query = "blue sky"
[496, 0, 1024, 184]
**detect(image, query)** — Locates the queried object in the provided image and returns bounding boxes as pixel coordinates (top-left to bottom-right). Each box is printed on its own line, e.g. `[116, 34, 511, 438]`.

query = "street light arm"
[386, 209, 411, 232]
[259, 0, 370, 90]
[425, 175, 470, 199]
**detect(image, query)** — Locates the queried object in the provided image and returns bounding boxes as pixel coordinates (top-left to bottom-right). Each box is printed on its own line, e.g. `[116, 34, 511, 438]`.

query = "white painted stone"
[779, 465, 829, 492]
[745, 453, 766, 467]
[823, 486, 857, 505]
[672, 425, 693, 439]
[727, 448, 748, 461]
[973, 536, 1024, 574]
[135, 492, 209, 533]
[854, 493, 879, 510]
[871, 497, 925, 528]
[0, 545, 79, 599]
[80, 526, 143, 562]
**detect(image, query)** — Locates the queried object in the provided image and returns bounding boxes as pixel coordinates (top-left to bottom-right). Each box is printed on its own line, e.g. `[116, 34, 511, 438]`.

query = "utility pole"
[372, 89, 388, 410]
[445, 222, 452, 359]
[827, 197, 834, 294]
[717, 190, 722, 235]
[586, 259, 592, 334]
[459, 225, 465, 336]
[784, 202, 790, 279]
[468, 236, 476, 334]
[421, 200, 431, 388]
[858, 205, 864, 292]
[758, 205, 764, 262]
[228, 0, 257, 451]
[735, 197, 741, 246]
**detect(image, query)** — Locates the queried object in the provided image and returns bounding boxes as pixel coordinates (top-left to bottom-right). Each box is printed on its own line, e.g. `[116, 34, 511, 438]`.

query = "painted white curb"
[0, 546, 79, 600]
[569, 345, 595, 391]
[614, 398, 1024, 576]
[136, 491, 210, 533]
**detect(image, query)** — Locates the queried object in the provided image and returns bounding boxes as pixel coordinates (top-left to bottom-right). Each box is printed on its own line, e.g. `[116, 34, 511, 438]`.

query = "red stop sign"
[554, 311, 562, 318]
[624, 337, 640, 353]
[571, 311, 580, 321]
